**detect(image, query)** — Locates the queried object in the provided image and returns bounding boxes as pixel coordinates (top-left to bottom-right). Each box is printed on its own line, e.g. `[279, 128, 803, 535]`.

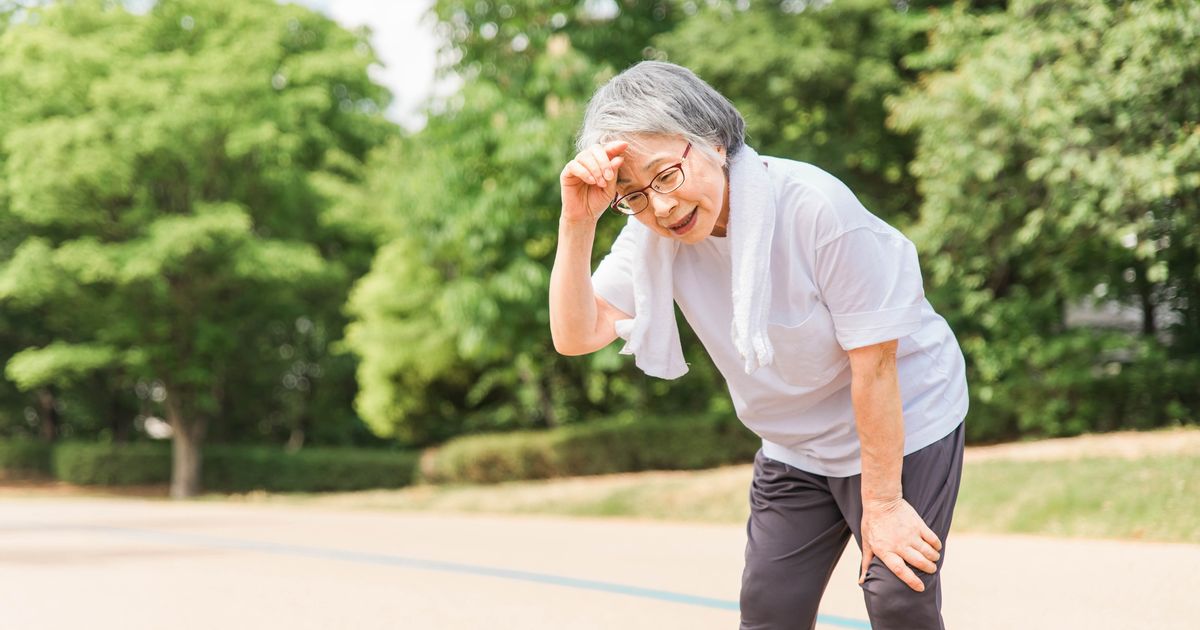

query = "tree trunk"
[110, 388, 131, 444]
[286, 426, 305, 452]
[1132, 261, 1158, 337]
[36, 388, 59, 443]
[165, 395, 207, 499]
[1140, 284, 1157, 337]
[518, 362, 558, 427]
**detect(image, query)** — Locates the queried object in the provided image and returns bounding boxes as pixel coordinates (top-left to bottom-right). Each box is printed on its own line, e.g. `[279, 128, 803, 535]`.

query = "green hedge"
[423, 414, 761, 484]
[49, 442, 419, 492]
[52, 442, 170, 485]
[203, 446, 418, 492]
[11, 415, 760, 490]
[0, 439, 53, 480]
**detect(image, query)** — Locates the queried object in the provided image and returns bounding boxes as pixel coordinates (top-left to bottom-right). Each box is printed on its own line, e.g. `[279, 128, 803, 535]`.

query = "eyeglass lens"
[614, 165, 685, 215]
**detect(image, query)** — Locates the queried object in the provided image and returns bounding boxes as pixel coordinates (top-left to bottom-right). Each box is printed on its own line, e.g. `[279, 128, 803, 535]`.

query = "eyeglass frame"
[607, 142, 692, 216]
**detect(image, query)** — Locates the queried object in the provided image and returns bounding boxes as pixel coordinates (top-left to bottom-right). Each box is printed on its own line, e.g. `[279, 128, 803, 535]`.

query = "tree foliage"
[655, 0, 928, 222]
[0, 0, 393, 492]
[432, 0, 679, 92]
[890, 0, 1200, 439]
[654, 0, 1009, 223]
[3, 0, 1195, 461]
[347, 0, 1198, 446]
[342, 1, 726, 445]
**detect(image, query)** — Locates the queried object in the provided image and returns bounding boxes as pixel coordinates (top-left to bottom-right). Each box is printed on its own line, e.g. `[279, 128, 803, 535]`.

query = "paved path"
[0, 498, 1192, 629]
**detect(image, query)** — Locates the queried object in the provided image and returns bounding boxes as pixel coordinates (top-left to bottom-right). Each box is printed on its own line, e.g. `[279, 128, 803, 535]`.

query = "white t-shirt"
[592, 156, 968, 477]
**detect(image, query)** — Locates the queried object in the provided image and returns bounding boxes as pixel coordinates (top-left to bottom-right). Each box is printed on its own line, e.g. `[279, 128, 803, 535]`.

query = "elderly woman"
[549, 61, 967, 630]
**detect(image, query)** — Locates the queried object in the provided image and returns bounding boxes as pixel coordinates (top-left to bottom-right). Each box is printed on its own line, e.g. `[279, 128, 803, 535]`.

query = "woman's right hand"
[559, 141, 628, 225]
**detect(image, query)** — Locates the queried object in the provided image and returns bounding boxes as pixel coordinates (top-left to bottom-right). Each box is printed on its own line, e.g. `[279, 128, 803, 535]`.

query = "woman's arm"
[848, 339, 943, 592]
[549, 218, 628, 355]
[549, 141, 630, 356]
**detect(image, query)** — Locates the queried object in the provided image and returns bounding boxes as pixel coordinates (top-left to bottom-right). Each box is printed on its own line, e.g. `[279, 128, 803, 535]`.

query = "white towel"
[614, 144, 776, 379]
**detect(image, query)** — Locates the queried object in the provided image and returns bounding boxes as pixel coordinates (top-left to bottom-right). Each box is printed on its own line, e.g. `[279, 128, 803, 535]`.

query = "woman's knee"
[861, 569, 942, 630]
[739, 564, 823, 629]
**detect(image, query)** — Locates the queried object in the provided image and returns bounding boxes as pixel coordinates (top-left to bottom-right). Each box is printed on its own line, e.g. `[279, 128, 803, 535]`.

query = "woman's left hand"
[858, 497, 942, 592]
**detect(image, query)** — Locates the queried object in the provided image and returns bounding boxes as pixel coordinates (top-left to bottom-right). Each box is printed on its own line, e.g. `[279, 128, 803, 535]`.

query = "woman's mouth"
[668, 208, 699, 235]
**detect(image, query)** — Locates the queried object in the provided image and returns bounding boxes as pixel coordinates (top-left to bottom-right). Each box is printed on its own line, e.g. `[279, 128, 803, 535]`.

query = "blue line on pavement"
[24, 523, 872, 629]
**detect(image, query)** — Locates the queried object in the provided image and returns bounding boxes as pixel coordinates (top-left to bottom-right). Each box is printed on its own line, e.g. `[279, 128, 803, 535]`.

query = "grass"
[241, 452, 1200, 544]
[243, 466, 754, 522]
[8, 429, 1197, 544]
[953, 456, 1200, 542]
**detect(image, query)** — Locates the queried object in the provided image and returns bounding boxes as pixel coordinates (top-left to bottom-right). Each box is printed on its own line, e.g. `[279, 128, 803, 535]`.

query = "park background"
[0, 0, 1196, 538]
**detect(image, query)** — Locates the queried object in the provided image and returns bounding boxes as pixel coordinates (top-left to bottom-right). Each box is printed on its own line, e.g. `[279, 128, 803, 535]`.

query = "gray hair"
[577, 61, 745, 165]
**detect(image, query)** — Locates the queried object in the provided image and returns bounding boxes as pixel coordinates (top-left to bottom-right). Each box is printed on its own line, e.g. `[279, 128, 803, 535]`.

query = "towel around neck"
[612, 144, 776, 379]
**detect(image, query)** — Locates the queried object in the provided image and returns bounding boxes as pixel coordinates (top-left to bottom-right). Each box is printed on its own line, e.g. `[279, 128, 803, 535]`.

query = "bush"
[890, 0, 1200, 442]
[960, 333, 1200, 444]
[0, 438, 53, 480]
[203, 446, 419, 493]
[52, 442, 172, 485]
[423, 414, 761, 484]
[50, 442, 419, 492]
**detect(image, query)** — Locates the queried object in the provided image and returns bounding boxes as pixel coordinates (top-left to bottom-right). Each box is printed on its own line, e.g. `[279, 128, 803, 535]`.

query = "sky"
[289, 0, 442, 131]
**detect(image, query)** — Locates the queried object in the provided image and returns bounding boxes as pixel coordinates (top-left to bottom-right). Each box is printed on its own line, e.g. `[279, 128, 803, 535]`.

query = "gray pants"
[739, 423, 965, 630]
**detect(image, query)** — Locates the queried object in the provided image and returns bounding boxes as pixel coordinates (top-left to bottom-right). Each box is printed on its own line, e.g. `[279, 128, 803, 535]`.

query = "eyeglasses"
[608, 143, 692, 216]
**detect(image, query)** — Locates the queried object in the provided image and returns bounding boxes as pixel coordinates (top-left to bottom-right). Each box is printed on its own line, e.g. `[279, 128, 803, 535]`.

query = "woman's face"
[615, 135, 729, 243]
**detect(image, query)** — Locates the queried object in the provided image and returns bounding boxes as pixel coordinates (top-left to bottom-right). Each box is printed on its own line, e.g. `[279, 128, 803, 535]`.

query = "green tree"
[343, 1, 729, 445]
[656, 0, 1009, 224]
[0, 0, 393, 496]
[433, 0, 680, 92]
[889, 0, 1200, 440]
[342, 42, 627, 445]
[655, 0, 927, 222]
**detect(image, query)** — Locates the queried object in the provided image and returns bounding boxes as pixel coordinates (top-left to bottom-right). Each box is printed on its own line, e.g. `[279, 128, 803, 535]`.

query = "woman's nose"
[651, 193, 676, 217]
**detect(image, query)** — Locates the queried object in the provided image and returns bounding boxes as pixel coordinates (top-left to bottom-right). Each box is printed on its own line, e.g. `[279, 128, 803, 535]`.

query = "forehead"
[617, 135, 682, 183]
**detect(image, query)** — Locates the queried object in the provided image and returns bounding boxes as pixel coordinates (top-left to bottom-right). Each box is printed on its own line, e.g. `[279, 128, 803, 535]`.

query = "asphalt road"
[0, 498, 1192, 629]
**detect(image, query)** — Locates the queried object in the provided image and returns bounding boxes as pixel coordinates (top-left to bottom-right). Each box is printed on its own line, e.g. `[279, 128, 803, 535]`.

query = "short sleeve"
[814, 227, 925, 351]
[591, 222, 638, 317]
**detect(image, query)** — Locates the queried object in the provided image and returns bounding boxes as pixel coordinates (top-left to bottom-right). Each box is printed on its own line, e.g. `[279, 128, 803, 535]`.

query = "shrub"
[49, 442, 419, 492]
[0, 438, 53, 480]
[203, 446, 419, 493]
[52, 442, 171, 485]
[424, 414, 761, 484]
